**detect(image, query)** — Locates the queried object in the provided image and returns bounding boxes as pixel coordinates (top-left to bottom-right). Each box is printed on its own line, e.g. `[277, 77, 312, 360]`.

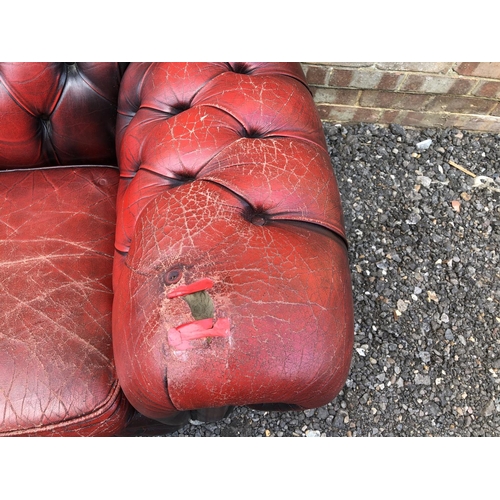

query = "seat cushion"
[0, 166, 130, 436]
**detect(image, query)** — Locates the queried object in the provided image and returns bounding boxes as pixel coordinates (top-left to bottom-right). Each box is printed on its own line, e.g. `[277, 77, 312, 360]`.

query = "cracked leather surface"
[0, 166, 130, 435]
[0, 63, 133, 435]
[0, 62, 354, 433]
[113, 63, 354, 420]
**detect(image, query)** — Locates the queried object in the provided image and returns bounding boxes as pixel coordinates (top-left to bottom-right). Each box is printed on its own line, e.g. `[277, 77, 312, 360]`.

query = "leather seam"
[0, 380, 124, 436]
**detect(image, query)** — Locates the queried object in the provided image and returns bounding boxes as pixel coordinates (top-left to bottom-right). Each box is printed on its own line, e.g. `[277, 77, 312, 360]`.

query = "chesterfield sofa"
[0, 62, 353, 436]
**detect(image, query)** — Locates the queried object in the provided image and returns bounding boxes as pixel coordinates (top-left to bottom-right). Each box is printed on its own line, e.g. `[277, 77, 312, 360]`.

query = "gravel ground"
[168, 122, 500, 437]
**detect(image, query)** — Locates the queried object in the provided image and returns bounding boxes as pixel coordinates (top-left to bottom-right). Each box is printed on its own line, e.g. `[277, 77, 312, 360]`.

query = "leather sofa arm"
[112, 63, 353, 421]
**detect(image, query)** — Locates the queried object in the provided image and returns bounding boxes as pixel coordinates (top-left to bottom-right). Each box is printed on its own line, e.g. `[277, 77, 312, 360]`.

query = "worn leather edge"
[0, 381, 131, 437]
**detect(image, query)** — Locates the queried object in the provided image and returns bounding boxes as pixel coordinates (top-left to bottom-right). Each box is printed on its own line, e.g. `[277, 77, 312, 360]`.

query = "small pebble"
[416, 139, 432, 150]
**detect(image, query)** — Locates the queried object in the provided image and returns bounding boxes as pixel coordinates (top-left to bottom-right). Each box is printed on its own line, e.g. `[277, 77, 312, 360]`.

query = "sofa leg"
[190, 406, 233, 423]
[116, 410, 191, 436]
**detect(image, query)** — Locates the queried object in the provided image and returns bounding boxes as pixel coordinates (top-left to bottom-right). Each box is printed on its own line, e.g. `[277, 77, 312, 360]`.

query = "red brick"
[466, 118, 500, 133]
[379, 109, 401, 123]
[454, 63, 479, 76]
[400, 74, 475, 95]
[426, 95, 497, 114]
[390, 110, 448, 129]
[315, 104, 500, 133]
[329, 68, 354, 87]
[315, 104, 381, 123]
[378, 110, 500, 133]
[325, 62, 375, 68]
[375, 62, 452, 73]
[441, 113, 500, 132]
[359, 90, 432, 111]
[472, 80, 500, 99]
[302, 64, 330, 86]
[449, 79, 477, 95]
[378, 72, 405, 90]
[311, 87, 359, 105]
[491, 103, 500, 117]
[454, 62, 500, 79]
[330, 69, 404, 90]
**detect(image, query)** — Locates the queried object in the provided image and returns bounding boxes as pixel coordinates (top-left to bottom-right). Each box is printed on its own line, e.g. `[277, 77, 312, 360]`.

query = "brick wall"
[302, 63, 500, 133]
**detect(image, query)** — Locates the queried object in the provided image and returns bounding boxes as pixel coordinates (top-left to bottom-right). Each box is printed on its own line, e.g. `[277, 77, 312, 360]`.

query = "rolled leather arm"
[112, 63, 354, 421]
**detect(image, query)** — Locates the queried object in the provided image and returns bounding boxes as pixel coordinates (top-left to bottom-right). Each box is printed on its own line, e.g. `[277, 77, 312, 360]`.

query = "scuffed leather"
[113, 63, 354, 420]
[0, 167, 130, 436]
[0, 62, 127, 169]
[0, 62, 133, 436]
[0, 62, 354, 434]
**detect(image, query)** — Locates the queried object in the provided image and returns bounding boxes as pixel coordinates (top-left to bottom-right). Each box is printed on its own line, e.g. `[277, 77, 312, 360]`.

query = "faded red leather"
[0, 62, 353, 435]
[0, 62, 126, 168]
[0, 63, 131, 436]
[0, 167, 130, 435]
[113, 63, 354, 421]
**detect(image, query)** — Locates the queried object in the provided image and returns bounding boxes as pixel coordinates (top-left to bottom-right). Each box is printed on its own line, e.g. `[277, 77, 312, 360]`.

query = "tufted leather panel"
[112, 63, 354, 420]
[0, 166, 131, 436]
[0, 62, 127, 169]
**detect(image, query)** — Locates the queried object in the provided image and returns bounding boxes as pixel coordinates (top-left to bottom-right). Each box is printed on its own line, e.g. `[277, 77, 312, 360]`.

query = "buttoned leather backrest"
[0, 62, 128, 169]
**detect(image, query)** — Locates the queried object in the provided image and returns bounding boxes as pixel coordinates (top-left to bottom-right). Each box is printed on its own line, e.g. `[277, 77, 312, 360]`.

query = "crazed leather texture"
[0, 62, 127, 169]
[113, 63, 354, 420]
[0, 166, 131, 436]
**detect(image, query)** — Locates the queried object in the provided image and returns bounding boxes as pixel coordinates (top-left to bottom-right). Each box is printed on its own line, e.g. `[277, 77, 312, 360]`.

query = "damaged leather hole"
[166, 278, 230, 349]
[181, 290, 215, 321]
[165, 267, 182, 284]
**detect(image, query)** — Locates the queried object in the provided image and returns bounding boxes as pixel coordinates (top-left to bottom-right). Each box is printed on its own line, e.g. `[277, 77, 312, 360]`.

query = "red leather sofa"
[0, 62, 353, 436]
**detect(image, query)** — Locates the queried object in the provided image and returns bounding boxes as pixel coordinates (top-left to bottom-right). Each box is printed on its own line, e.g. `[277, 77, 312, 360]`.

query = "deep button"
[229, 63, 251, 74]
[241, 128, 264, 139]
[170, 102, 190, 115]
[251, 215, 267, 226]
[38, 114, 52, 143]
[39, 114, 51, 131]
[170, 172, 196, 187]
[64, 62, 78, 74]
[242, 206, 268, 226]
